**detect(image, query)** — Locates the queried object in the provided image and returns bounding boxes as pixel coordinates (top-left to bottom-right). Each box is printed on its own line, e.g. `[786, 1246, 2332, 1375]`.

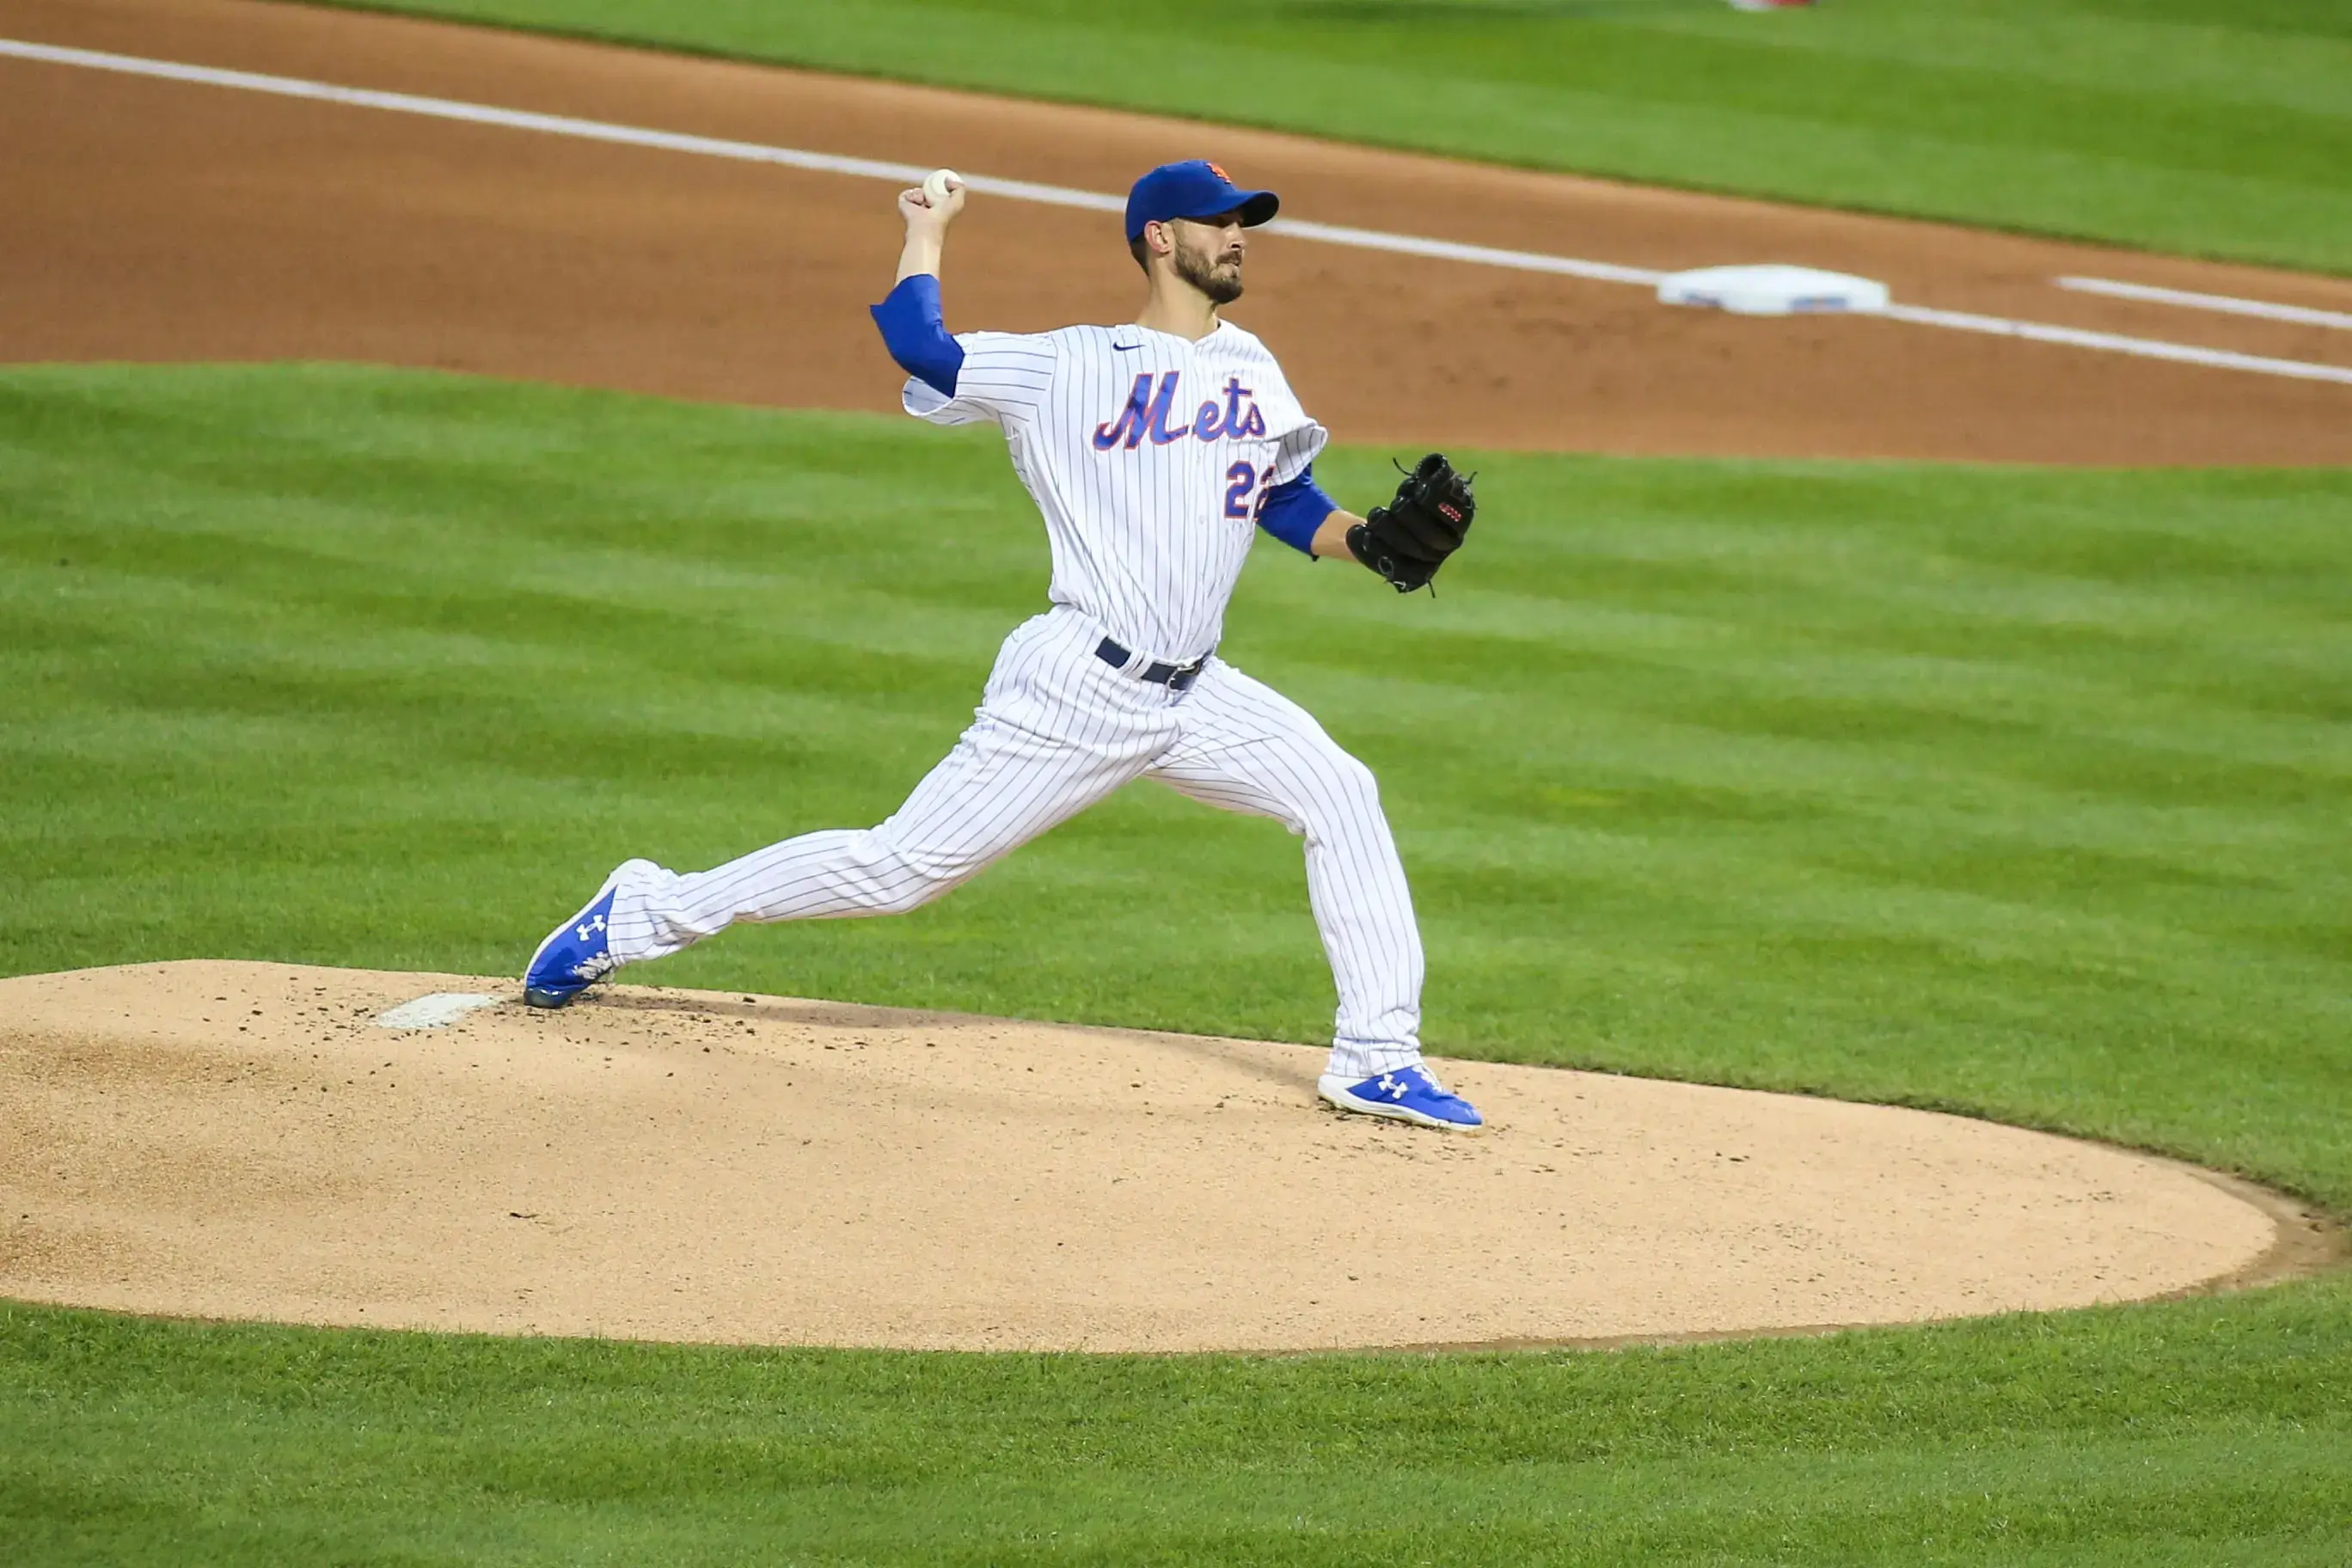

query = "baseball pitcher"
[524, 159, 1482, 1129]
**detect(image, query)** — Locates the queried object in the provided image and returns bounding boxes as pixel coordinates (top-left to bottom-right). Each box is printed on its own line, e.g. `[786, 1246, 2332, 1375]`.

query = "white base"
[1658, 264, 1889, 316]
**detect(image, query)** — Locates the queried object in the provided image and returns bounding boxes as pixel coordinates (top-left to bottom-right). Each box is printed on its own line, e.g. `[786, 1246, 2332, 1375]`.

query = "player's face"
[1167, 212, 1249, 304]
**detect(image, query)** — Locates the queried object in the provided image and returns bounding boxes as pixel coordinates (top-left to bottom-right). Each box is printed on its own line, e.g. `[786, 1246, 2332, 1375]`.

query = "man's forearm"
[896, 230, 946, 285]
[1310, 508, 1365, 563]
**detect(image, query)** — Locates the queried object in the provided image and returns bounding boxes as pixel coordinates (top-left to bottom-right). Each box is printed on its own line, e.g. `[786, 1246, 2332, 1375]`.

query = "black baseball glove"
[1347, 453, 1475, 593]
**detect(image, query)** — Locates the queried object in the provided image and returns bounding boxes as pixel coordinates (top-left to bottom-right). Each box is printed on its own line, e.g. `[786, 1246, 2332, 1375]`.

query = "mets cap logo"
[1207, 161, 1230, 181]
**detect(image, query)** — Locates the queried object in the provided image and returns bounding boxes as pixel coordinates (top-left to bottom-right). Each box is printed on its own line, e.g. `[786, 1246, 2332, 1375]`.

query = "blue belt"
[1096, 637, 1208, 692]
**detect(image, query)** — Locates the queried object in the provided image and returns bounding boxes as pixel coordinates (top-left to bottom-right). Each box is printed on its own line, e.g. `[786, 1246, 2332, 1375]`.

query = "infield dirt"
[3, 0, 2349, 463]
[0, 962, 2318, 1353]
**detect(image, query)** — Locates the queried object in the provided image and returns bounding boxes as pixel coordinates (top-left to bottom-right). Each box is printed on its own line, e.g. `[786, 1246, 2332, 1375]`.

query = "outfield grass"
[327, 0, 2352, 275]
[3, 363, 2349, 1561]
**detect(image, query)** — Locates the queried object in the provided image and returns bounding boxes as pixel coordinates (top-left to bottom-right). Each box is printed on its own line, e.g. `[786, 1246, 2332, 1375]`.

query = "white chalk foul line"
[2058, 275, 2352, 334]
[1878, 303, 2352, 386]
[5, 36, 2348, 389]
[0, 38, 1124, 219]
[1271, 216, 1664, 287]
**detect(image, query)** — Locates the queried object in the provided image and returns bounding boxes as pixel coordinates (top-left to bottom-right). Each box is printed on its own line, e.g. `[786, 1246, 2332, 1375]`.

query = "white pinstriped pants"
[604, 606, 1424, 1079]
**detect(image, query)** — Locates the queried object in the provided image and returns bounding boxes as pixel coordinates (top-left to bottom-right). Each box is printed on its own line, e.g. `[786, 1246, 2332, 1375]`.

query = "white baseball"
[922, 168, 961, 205]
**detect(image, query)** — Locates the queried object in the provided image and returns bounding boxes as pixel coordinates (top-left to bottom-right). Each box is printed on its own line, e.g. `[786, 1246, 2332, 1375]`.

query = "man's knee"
[1299, 746, 1386, 836]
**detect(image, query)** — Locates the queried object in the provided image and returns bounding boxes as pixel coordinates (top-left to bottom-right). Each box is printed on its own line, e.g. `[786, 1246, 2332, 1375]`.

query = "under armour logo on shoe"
[1377, 1073, 1405, 1099]
[576, 914, 607, 940]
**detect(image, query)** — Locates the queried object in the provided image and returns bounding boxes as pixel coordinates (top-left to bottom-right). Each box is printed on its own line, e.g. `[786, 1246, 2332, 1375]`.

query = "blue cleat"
[522, 865, 640, 1008]
[1319, 1064, 1484, 1130]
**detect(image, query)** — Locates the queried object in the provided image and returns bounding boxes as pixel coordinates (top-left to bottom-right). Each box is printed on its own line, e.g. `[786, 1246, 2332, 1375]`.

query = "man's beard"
[1173, 242, 1245, 305]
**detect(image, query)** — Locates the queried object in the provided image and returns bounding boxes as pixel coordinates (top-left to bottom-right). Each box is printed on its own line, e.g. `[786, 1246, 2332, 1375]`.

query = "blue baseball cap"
[1124, 160, 1279, 242]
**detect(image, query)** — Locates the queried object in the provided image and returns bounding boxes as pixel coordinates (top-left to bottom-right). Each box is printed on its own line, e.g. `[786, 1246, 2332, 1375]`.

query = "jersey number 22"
[1224, 461, 1260, 520]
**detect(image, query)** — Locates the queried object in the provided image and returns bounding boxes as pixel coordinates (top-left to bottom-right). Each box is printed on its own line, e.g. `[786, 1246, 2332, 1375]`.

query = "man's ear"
[1144, 218, 1176, 259]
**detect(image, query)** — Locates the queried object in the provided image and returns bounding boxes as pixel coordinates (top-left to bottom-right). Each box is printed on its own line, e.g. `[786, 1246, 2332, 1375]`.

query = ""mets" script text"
[1093, 373, 1268, 451]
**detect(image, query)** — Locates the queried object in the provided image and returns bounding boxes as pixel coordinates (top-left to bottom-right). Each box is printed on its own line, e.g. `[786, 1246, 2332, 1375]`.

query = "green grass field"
[3, 363, 2349, 1562]
[328, 0, 2352, 275]
[9, 1286, 2351, 1564]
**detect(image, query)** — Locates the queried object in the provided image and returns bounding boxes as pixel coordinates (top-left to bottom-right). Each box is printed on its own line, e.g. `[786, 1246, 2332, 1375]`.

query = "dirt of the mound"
[1, 961, 2318, 1353]
[3, 0, 2348, 464]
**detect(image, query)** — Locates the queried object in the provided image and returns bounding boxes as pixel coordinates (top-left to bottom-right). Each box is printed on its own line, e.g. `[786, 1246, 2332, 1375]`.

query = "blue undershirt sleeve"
[869, 273, 964, 398]
[1254, 465, 1338, 557]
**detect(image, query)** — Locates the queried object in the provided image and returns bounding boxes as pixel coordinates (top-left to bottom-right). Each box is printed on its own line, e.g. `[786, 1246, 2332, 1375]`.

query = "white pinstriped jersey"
[903, 321, 1326, 664]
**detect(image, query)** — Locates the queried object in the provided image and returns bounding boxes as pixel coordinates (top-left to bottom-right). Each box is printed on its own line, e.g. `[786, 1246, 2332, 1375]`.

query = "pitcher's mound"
[0, 961, 2301, 1351]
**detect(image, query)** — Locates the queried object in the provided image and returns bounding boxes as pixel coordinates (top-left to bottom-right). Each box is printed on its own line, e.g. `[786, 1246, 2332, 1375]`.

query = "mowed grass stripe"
[3, 363, 2347, 1210]
[5, 1287, 2351, 1563]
